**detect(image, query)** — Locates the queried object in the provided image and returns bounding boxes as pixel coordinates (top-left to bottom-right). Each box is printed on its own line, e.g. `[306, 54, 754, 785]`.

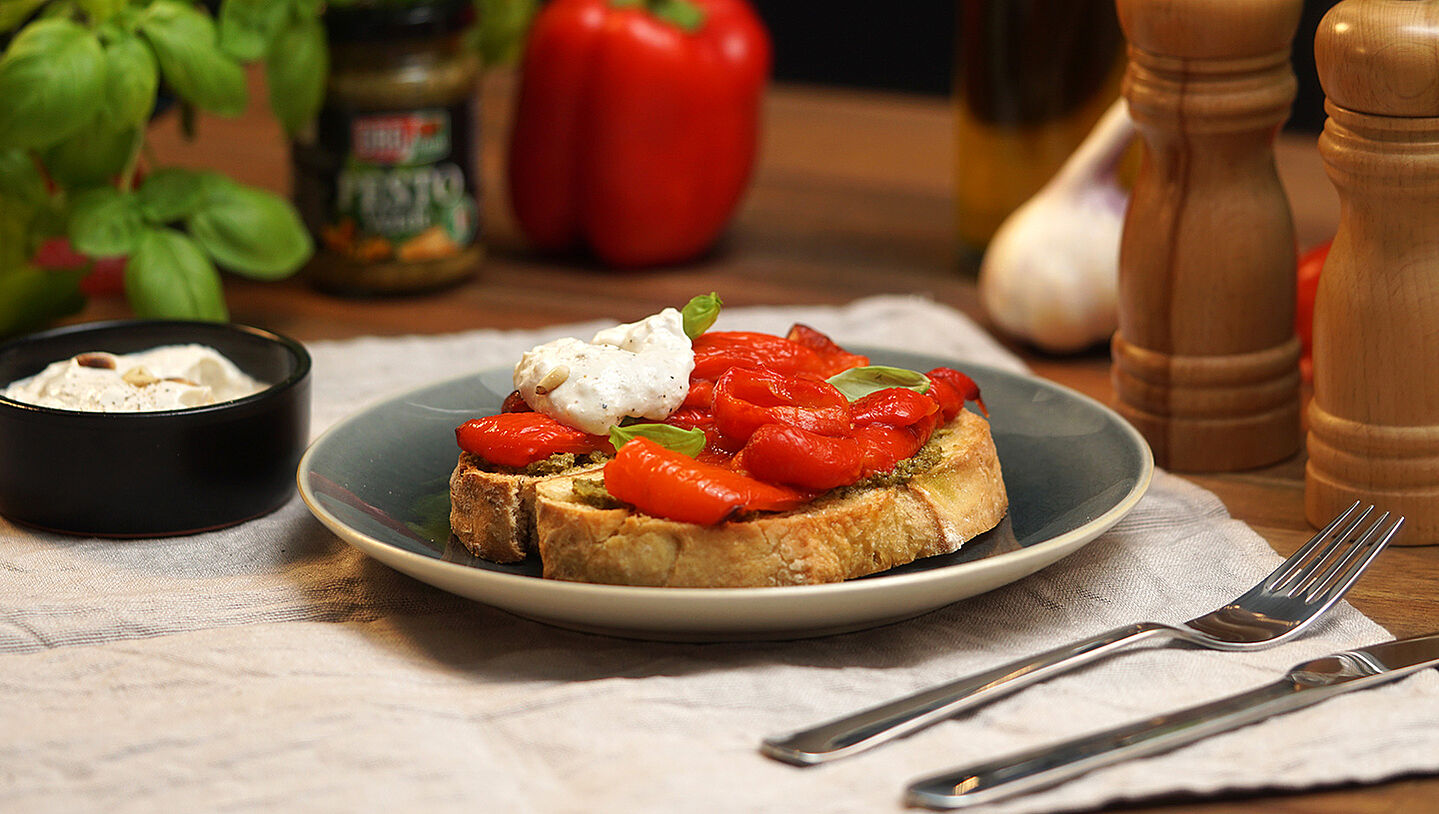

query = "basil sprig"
[65, 169, 311, 318]
[826, 365, 931, 401]
[681, 292, 723, 339]
[608, 423, 707, 458]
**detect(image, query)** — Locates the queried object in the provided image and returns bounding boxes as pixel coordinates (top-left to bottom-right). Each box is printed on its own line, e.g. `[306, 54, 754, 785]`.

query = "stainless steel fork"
[761, 502, 1402, 766]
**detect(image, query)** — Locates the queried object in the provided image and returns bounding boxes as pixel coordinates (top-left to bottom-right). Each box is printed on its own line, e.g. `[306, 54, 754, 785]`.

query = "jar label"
[305, 102, 479, 265]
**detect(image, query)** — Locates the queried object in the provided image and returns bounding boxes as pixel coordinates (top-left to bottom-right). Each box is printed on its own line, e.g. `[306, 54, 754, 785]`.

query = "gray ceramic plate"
[297, 350, 1153, 641]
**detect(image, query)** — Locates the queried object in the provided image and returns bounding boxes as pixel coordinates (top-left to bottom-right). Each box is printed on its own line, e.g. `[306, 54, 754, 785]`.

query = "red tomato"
[604, 438, 807, 524]
[1296, 239, 1330, 382]
[500, 391, 532, 413]
[927, 367, 986, 417]
[711, 366, 851, 442]
[851, 387, 939, 428]
[455, 412, 609, 468]
[734, 424, 862, 490]
[784, 323, 870, 374]
[692, 331, 856, 380]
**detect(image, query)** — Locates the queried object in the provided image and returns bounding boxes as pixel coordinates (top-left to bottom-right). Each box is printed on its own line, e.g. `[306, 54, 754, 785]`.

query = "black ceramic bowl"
[0, 321, 311, 537]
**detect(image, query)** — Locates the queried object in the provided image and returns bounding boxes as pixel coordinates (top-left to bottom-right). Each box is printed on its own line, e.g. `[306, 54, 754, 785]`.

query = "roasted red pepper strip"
[852, 424, 927, 478]
[605, 437, 806, 524]
[711, 366, 852, 443]
[734, 423, 863, 491]
[664, 406, 742, 459]
[500, 390, 532, 413]
[456, 413, 609, 468]
[682, 377, 715, 410]
[692, 331, 862, 380]
[507, 0, 771, 267]
[851, 387, 940, 428]
[927, 367, 986, 416]
[784, 323, 871, 374]
[924, 377, 963, 423]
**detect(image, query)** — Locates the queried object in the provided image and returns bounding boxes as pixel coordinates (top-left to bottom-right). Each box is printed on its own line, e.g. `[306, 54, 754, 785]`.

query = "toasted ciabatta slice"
[529, 409, 1006, 587]
[448, 452, 604, 563]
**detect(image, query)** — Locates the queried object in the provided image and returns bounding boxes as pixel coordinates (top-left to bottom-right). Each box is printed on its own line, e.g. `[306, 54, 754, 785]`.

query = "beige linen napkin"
[2, 295, 1436, 813]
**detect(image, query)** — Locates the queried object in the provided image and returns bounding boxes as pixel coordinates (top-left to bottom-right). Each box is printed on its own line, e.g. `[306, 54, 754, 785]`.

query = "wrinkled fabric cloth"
[3, 296, 1435, 814]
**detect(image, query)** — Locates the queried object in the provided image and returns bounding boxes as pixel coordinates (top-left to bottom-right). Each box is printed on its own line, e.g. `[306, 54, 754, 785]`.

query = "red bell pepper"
[1296, 239, 1331, 382]
[507, 0, 771, 268]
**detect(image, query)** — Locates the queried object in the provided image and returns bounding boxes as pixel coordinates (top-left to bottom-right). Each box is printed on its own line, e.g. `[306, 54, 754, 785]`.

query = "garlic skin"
[979, 100, 1134, 354]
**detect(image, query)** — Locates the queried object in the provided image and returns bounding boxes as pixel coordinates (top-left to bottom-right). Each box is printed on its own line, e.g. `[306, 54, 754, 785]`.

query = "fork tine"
[1302, 514, 1403, 605]
[1267, 501, 1367, 591]
[1293, 510, 1390, 597]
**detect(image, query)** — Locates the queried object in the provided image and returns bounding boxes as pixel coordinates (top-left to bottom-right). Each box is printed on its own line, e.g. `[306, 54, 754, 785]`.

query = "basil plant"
[0, 0, 329, 335]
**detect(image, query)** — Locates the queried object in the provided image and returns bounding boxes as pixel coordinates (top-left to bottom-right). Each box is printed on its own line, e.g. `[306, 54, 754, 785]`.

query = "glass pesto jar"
[293, 0, 483, 294]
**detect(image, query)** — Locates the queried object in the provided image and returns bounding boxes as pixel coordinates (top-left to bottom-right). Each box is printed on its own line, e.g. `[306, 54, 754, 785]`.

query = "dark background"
[750, 0, 1339, 133]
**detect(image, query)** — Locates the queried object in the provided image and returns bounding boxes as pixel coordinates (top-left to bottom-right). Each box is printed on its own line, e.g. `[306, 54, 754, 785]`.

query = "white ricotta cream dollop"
[514, 307, 695, 435]
[3, 344, 267, 412]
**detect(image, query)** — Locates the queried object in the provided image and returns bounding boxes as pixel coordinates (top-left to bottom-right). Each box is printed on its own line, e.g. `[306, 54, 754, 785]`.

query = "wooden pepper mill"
[1111, 0, 1303, 471]
[1308, 0, 1439, 545]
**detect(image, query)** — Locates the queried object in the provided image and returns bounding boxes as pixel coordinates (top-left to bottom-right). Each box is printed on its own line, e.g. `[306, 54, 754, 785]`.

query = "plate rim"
[296, 354, 1154, 607]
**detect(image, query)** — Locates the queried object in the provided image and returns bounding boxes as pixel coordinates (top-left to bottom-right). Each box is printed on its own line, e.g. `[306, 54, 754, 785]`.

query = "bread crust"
[448, 452, 604, 562]
[529, 410, 1007, 587]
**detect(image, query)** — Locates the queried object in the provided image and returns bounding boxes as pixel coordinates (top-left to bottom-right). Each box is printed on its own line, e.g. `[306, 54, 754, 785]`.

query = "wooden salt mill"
[1112, 0, 1303, 471]
[1308, 0, 1439, 545]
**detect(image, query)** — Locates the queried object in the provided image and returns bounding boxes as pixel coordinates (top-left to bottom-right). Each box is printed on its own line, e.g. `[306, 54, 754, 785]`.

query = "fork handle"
[760, 622, 1171, 766]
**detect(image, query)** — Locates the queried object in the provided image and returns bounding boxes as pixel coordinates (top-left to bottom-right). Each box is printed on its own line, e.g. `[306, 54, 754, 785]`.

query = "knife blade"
[905, 631, 1439, 810]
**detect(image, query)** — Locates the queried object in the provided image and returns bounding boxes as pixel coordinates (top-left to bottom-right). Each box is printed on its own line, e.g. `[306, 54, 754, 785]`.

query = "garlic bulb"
[978, 100, 1134, 354]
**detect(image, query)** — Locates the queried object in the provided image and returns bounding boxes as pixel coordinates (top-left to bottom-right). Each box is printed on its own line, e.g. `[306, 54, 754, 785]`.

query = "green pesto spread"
[833, 428, 949, 497]
[571, 476, 624, 509]
[524, 450, 608, 476]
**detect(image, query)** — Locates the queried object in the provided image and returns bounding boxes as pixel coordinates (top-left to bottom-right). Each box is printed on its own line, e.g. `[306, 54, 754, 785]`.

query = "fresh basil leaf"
[0, 263, 87, 339]
[0, 149, 47, 207]
[68, 186, 144, 257]
[77, 0, 126, 24]
[472, 0, 537, 67]
[186, 180, 312, 278]
[0, 193, 33, 268]
[608, 423, 706, 457]
[124, 227, 227, 320]
[139, 0, 248, 117]
[0, 19, 106, 150]
[101, 34, 159, 126]
[217, 0, 290, 62]
[293, 0, 322, 17]
[41, 116, 141, 188]
[826, 365, 932, 402]
[0, 0, 49, 34]
[681, 291, 722, 339]
[136, 167, 211, 223]
[264, 14, 327, 135]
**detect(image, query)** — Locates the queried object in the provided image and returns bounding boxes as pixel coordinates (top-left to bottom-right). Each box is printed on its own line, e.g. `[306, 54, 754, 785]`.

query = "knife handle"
[761, 623, 1170, 765]
[905, 681, 1312, 810]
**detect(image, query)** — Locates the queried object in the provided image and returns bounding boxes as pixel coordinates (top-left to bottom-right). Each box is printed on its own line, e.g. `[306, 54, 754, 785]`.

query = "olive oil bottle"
[954, 0, 1125, 267]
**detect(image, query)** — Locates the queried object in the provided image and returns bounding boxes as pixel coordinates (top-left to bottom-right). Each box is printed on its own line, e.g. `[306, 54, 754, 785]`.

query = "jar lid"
[324, 0, 475, 42]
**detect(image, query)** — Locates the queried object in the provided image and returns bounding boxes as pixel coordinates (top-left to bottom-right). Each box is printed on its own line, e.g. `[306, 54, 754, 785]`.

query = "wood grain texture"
[68, 65, 1436, 814]
[1306, 0, 1439, 545]
[1111, 0, 1303, 472]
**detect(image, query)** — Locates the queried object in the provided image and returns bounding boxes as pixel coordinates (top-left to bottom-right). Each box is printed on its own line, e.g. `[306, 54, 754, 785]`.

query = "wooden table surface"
[79, 72, 1438, 813]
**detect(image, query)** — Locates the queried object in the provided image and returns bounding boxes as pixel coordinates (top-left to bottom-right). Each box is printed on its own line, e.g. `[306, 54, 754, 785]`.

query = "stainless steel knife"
[905, 632, 1439, 810]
